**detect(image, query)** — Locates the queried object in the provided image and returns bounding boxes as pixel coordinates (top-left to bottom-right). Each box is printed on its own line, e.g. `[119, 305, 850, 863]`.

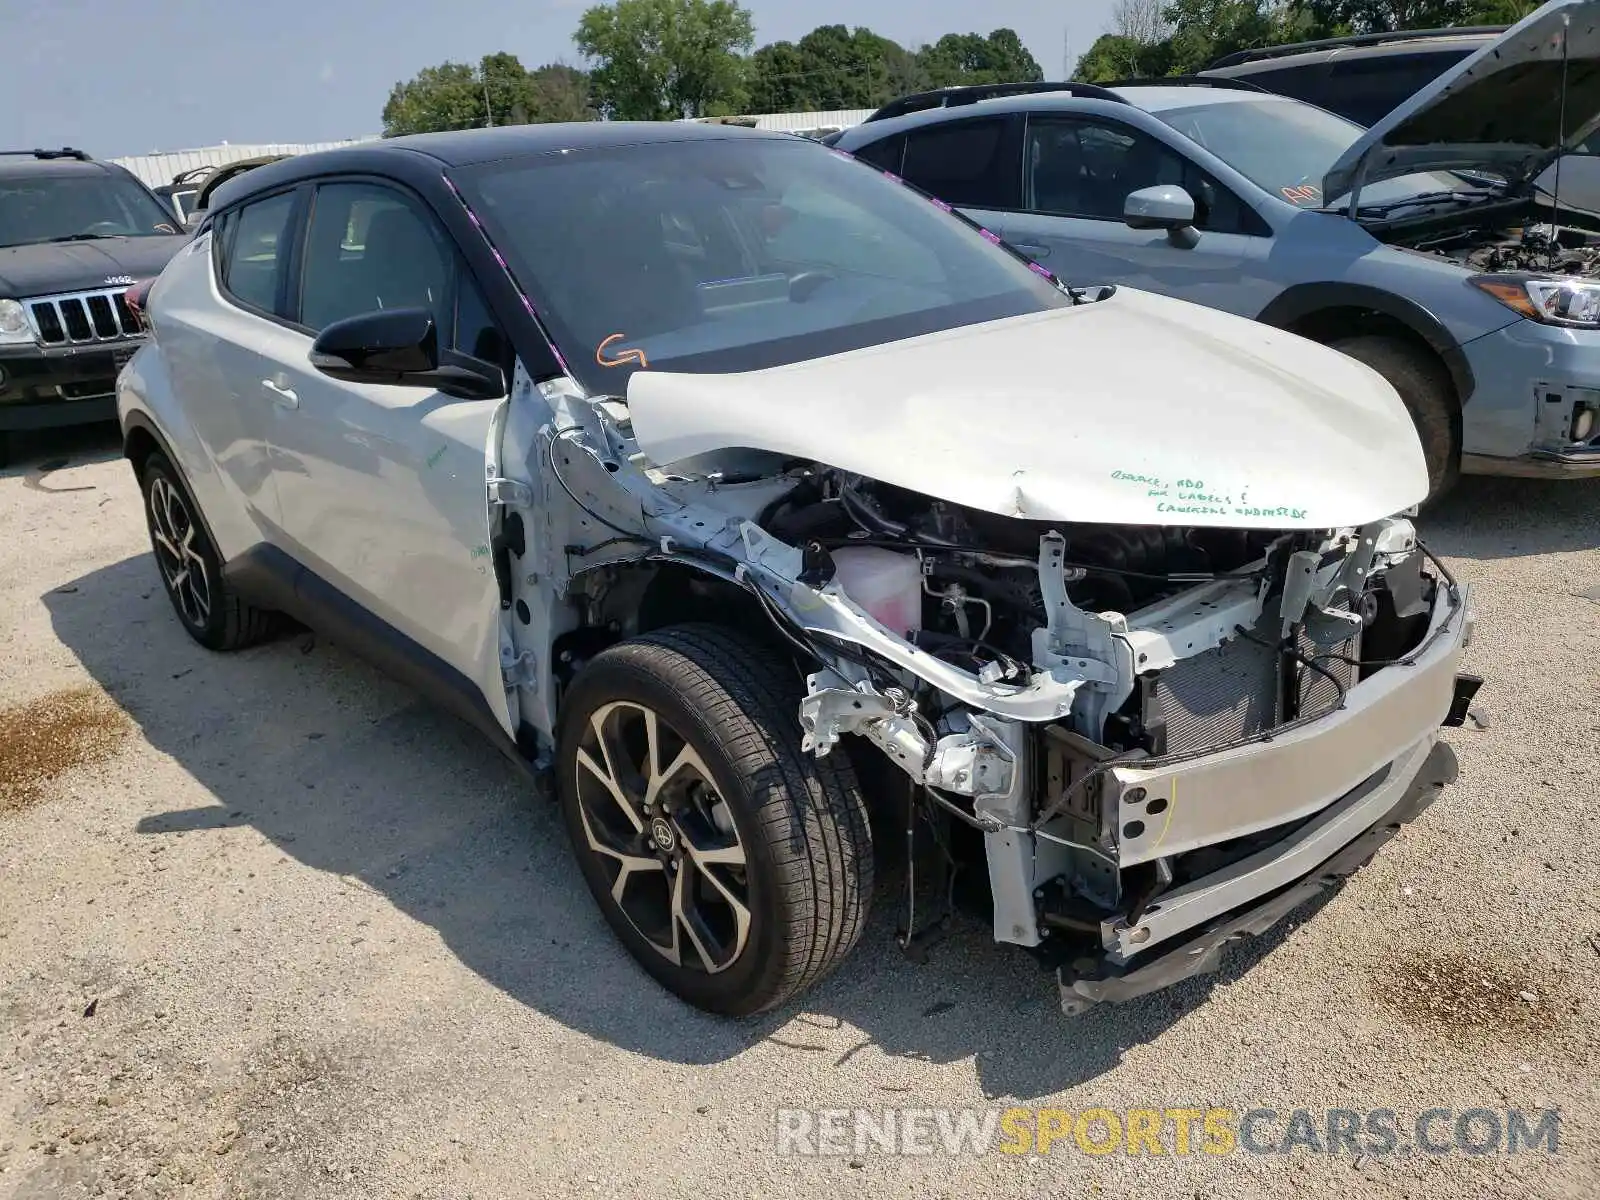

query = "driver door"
[256, 178, 517, 734]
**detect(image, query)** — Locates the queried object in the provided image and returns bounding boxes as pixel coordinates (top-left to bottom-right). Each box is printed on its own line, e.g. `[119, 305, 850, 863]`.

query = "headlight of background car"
[1471, 273, 1600, 328]
[0, 298, 34, 346]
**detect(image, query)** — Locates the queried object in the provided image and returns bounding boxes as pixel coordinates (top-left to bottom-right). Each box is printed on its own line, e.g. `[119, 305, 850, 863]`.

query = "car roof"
[1206, 28, 1500, 72]
[1108, 84, 1305, 113]
[0, 156, 120, 182]
[840, 83, 1296, 142]
[208, 121, 796, 211]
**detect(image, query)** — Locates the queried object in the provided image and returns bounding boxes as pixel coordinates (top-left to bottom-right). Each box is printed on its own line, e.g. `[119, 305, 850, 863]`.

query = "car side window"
[1025, 117, 1263, 236]
[852, 135, 905, 174]
[1026, 118, 1187, 222]
[297, 182, 455, 334]
[900, 118, 1021, 209]
[218, 190, 297, 315]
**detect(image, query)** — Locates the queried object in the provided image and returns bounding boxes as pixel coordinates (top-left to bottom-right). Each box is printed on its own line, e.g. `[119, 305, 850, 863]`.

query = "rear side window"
[1238, 48, 1474, 128]
[218, 191, 296, 315]
[900, 117, 1021, 209]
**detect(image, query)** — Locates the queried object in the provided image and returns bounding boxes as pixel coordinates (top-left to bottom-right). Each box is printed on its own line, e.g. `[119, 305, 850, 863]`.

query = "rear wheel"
[1328, 334, 1460, 501]
[140, 452, 276, 650]
[556, 625, 873, 1016]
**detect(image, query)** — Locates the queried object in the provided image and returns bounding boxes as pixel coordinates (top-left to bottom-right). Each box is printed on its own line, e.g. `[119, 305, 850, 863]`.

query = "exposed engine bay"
[505, 365, 1473, 1013]
[762, 470, 1290, 701]
[1398, 218, 1600, 276]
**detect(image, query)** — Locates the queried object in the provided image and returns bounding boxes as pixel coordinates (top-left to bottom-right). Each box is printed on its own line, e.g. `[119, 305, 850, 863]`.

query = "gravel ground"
[1, 425, 1597, 1200]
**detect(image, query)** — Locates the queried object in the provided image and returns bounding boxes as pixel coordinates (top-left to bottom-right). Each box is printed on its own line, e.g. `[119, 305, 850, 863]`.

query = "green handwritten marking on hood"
[426, 445, 448, 469]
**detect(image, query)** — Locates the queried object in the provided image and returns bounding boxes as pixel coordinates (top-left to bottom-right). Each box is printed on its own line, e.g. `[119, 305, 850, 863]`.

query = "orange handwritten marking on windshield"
[596, 333, 648, 369]
[1281, 184, 1321, 205]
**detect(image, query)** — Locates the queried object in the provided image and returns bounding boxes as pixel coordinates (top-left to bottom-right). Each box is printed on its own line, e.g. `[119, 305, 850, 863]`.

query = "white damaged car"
[117, 123, 1478, 1015]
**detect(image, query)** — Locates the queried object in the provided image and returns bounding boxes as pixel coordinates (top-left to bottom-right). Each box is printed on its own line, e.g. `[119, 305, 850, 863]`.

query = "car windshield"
[456, 136, 1070, 394]
[1149, 97, 1482, 209]
[0, 172, 180, 248]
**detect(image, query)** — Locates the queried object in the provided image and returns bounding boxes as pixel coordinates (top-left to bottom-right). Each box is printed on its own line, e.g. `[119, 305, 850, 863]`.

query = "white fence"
[111, 139, 380, 188]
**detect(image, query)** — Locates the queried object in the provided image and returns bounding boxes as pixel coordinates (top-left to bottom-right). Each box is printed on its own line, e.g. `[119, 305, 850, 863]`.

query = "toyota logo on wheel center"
[650, 816, 677, 854]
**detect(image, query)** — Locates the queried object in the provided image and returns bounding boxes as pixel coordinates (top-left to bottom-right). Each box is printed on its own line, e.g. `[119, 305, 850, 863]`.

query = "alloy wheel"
[573, 700, 751, 974]
[148, 474, 212, 629]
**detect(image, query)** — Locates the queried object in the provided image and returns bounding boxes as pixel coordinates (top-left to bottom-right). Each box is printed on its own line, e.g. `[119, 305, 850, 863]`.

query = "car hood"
[1325, 0, 1600, 202]
[0, 235, 187, 299]
[625, 289, 1428, 531]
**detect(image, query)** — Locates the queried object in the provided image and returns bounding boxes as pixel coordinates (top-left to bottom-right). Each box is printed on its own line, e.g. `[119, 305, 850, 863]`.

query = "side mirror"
[1124, 185, 1200, 249]
[309, 307, 505, 401]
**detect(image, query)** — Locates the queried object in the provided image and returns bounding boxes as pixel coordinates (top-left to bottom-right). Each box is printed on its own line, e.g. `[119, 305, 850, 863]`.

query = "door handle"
[1011, 242, 1051, 258]
[261, 379, 299, 409]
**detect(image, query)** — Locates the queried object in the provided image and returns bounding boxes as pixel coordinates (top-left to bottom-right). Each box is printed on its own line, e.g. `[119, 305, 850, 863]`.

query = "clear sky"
[3, 0, 1119, 158]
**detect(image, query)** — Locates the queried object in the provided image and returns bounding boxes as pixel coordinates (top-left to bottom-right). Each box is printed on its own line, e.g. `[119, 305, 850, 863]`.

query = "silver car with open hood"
[118, 122, 1478, 1016]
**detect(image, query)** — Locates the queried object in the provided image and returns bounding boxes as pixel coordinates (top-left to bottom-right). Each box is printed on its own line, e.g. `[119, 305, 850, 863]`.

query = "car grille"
[26, 288, 143, 346]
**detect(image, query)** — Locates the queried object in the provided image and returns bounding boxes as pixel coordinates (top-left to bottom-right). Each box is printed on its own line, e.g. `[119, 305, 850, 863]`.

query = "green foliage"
[1301, 0, 1537, 31]
[384, 0, 1542, 132]
[575, 0, 755, 120]
[382, 54, 594, 136]
[743, 26, 1037, 113]
[918, 29, 1045, 88]
[1073, 34, 1175, 82]
[1073, 0, 1540, 84]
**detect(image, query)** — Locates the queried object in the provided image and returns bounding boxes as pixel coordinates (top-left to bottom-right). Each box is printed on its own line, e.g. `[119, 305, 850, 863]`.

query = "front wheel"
[556, 625, 873, 1016]
[1328, 334, 1460, 501]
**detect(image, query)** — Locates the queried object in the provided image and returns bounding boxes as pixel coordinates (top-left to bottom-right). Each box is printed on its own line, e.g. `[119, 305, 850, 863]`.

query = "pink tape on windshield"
[442, 174, 571, 376]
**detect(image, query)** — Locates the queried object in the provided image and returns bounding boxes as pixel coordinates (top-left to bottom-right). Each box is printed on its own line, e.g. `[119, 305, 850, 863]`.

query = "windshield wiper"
[1344, 188, 1501, 218]
[44, 232, 118, 243]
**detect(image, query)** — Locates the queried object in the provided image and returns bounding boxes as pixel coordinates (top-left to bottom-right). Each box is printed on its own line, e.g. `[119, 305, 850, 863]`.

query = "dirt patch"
[0, 685, 131, 813]
[1368, 949, 1570, 1040]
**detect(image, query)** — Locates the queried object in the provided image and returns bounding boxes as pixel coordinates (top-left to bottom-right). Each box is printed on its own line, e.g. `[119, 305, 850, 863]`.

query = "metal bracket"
[487, 477, 534, 509]
[501, 648, 538, 689]
[925, 722, 1016, 799]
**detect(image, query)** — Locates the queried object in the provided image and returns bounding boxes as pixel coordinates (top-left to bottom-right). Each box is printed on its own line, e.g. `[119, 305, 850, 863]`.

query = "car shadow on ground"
[43, 552, 1322, 1095]
[49, 554, 1333, 1098]
[0, 422, 122, 480]
[1423, 474, 1600, 559]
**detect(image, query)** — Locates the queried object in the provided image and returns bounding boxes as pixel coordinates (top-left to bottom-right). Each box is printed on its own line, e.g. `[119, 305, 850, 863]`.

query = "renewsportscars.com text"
[775, 1106, 1561, 1159]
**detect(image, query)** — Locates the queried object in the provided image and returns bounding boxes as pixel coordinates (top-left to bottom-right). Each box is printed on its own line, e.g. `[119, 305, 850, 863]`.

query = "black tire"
[1328, 334, 1460, 501]
[0, 431, 11, 469]
[139, 452, 276, 651]
[556, 624, 873, 1016]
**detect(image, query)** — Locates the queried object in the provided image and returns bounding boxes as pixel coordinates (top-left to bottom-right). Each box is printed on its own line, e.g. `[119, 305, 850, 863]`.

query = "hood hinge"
[487, 477, 533, 509]
[501, 647, 538, 690]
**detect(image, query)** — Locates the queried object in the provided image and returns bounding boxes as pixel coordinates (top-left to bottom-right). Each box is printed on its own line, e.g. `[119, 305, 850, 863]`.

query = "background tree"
[530, 64, 597, 123]
[747, 26, 929, 112]
[918, 29, 1044, 88]
[575, 0, 755, 120]
[1073, 0, 1540, 83]
[1074, 0, 1175, 78]
[383, 54, 593, 135]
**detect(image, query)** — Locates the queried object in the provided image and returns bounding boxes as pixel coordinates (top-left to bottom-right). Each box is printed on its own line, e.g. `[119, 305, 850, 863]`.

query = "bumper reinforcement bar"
[1057, 739, 1459, 1015]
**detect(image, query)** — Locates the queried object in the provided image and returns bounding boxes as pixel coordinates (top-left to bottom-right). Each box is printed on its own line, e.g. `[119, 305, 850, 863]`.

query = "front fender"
[118, 349, 259, 563]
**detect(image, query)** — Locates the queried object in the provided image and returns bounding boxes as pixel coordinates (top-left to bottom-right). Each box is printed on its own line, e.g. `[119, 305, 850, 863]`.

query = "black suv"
[0, 149, 188, 464]
[1199, 26, 1504, 127]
